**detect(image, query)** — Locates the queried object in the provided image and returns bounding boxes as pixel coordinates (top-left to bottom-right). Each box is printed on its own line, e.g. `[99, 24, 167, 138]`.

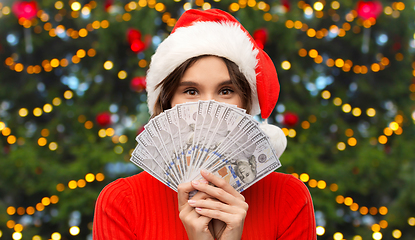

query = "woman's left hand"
[187, 170, 249, 240]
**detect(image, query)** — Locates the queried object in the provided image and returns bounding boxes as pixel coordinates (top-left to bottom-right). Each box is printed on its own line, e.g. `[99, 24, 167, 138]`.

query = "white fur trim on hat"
[146, 21, 260, 116]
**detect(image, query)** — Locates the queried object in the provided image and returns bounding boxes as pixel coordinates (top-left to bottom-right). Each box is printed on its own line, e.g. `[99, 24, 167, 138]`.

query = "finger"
[188, 199, 236, 214]
[179, 206, 213, 234]
[180, 203, 211, 223]
[192, 183, 246, 209]
[180, 197, 213, 224]
[200, 170, 245, 201]
[188, 215, 214, 237]
[192, 176, 245, 206]
[191, 189, 212, 201]
[178, 179, 212, 211]
[178, 182, 196, 209]
[194, 207, 244, 225]
[187, 179, 218, 201]
[191, 179, 233, 204]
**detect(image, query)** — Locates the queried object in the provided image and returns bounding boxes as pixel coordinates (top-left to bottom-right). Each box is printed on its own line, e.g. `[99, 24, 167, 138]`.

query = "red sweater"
[93, 172, 316, 240]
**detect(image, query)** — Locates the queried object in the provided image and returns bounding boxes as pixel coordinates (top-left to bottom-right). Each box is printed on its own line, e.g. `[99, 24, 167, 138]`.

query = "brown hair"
[152, 55, 252, 118]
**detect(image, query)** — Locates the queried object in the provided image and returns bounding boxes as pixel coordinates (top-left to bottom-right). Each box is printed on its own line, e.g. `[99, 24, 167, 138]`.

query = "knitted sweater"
[93, 171, 316, 239]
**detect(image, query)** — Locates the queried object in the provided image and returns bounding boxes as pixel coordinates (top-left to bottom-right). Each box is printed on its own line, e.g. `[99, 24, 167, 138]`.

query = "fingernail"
[188, 200, 196, 205]
[195, 207, 202, 211]
[201, 169, 209, 175]
[192, 180, 198, 185]
[199, 179, 209, 184]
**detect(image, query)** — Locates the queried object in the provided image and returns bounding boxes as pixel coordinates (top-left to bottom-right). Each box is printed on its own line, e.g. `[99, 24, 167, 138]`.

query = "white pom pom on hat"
[145, 9, 287, 157]
[259, 120, 287, 158]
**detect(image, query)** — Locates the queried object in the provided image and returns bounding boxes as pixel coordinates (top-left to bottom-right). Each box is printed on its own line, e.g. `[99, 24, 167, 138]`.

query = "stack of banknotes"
[130, 100, 281, 193]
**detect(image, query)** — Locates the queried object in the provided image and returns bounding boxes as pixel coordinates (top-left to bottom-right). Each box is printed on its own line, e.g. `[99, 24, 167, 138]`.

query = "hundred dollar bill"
[188, 101, 230, 180]
[207, 102, 260, 162]
[152, 113, 184, 181]
[195, 134, 281, 193]
[211, 117, 255, 158]
[131, 146, 178, 191]
[187, 101, 210, 179]
[195, 113, 253, 173]
[175, 102, 199, 181]
[188, 103, 255, 181]
[192, 101, 224, 170]
[193, 101, 247, 162]
[201, 120, 261, 173]
[164, 108, 187, 179]
[143, 122, 181, 183]
[133, 131, 179, 188]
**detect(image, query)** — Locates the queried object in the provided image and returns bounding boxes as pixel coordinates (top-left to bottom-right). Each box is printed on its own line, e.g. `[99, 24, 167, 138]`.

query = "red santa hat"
[146, 8, 280, 119]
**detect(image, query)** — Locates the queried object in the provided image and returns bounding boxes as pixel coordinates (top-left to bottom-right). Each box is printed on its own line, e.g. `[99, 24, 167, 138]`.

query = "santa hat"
[146, 8, 280, 119]
[146, 9, 286, 156]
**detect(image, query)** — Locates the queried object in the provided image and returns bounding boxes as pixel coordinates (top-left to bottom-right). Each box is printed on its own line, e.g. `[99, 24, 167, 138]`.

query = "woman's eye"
[220, 88, 234, 95]
[184, 89, 198, 95]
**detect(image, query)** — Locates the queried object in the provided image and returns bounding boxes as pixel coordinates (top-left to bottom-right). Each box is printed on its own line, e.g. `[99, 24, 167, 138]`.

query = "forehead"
[181, 56, 230, 82]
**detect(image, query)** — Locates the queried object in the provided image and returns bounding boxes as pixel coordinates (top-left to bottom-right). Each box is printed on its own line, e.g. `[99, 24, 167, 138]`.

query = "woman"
[93, 9, 316, 240]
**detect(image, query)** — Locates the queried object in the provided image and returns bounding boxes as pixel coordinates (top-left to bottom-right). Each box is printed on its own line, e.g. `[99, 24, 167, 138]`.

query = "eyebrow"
[178, 80, 233, 87]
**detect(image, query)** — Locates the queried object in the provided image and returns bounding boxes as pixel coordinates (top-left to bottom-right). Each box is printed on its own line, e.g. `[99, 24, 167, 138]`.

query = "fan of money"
[130, 100, 282, 193]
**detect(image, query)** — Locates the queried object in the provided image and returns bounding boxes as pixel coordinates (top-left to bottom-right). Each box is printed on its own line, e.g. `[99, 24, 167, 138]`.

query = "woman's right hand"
[178, 180, 215, 240]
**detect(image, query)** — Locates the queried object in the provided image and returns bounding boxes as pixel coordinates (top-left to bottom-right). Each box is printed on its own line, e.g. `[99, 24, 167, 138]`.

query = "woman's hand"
[188, 170, 249, 240]
[178, 179, 215, 240]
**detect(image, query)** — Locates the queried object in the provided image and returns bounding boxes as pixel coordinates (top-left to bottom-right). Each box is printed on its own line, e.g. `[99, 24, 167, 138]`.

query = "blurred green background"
[0, 0, 414, 239]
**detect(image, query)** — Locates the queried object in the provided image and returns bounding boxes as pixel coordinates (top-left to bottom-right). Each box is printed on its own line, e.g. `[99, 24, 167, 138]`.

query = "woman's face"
[170, 56, 244, 108]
